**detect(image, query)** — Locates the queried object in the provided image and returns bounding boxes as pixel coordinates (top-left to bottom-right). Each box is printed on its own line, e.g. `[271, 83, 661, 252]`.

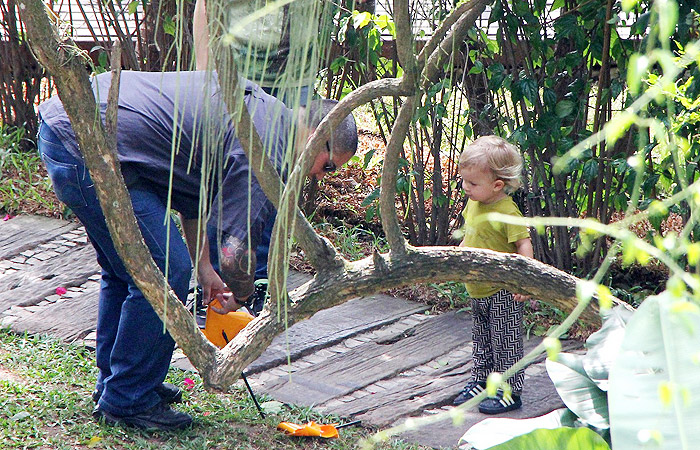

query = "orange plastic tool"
[277, 421, 340, 438]
[202, 299, 254, 348]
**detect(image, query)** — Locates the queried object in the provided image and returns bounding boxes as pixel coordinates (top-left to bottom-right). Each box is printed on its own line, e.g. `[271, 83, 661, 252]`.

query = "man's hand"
[210, 292, 249, 314]
[198, 263, 229, 306]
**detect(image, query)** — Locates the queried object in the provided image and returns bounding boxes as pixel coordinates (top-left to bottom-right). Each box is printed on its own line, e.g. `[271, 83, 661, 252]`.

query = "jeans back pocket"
[40, 152, 91, 209]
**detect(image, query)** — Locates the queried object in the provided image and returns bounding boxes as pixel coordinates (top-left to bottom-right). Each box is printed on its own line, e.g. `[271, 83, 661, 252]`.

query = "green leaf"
[521, 78, 539, 104]
[604, 111, 636, 146]
[622, 0, 639, 12]
[487, 427, 611, 450]
[363, 148, 376, 169]
[128, 0, 139, 15]
[583, 306, 633, 391]
[361, 187, 380, 207]
[353, 11, 372, 29]
[546, 354, 610, 428]
[163, 16, 176, 37]
[555, 100, 575, 118]
[330, 56, 349, 74]
[459, 408, 578, 450]
[609, 292, 700, 450]
[469, 60, 484, 75]
[648, 200, 669, 233]
[627, 54, 649, 95]
[582, 160, 599, 181]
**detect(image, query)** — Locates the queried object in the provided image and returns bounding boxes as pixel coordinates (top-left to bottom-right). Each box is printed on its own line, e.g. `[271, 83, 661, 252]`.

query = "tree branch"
[421, 0, 490, 87]
[417, 0, 488, 72]
[104, 41, 121, 149]
[380, 95, 418, 253]
[393, 0, 418, 89]
[284, 246, 613, 326]
[208, 243, 613, 389]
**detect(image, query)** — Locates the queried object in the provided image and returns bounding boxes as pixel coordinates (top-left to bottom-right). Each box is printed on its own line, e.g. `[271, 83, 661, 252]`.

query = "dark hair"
[302, 99, 358, 156]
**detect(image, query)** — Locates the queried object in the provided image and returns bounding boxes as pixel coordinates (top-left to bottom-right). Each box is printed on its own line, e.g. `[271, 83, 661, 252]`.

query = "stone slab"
[8, 282, 100, 342]
[0, 215, 78, 260]
[247, 294, 428, 373]
[260, 311, 471, 405]
[0, 244, 100, 313]
[397, 373, 567, 449]
[340, 338, 581, 428]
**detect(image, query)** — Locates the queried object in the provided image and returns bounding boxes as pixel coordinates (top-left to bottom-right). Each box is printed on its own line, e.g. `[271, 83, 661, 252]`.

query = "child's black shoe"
[453, 381, 486, 406]
[478, 391, 522, 414]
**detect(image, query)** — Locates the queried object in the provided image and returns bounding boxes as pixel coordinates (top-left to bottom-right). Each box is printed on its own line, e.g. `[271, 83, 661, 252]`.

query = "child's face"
[459, 165, 505, 204]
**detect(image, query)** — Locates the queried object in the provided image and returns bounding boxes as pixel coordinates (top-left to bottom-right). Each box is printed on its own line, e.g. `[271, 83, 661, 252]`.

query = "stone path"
[0, 215, 577, 449]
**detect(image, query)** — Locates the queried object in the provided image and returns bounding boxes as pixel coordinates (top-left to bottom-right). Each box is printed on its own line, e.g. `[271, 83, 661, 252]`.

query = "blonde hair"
[458, 135, 523, 193]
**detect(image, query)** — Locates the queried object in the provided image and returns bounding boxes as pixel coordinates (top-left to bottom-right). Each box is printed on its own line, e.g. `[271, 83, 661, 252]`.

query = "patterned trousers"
[471, 289, 524, 394]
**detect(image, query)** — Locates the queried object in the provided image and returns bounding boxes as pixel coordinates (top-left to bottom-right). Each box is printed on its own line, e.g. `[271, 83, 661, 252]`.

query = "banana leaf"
[582, 306, 633, 391]
[609, 292, 700, 450]
[546, 353, 609, 429]
[486, 427, 611, 450]
[459, 408, 578, 450]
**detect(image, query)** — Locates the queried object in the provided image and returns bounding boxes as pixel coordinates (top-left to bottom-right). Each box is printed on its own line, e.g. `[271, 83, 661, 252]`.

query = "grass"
[0, 330, 428, 450]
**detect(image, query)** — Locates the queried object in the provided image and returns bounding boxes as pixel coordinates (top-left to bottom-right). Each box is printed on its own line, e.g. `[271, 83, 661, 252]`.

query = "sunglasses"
[322, 141, 337, 173]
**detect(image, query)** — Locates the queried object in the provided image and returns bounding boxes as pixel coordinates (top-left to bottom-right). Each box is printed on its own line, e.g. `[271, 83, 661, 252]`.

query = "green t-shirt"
[460, 196, 530, 298]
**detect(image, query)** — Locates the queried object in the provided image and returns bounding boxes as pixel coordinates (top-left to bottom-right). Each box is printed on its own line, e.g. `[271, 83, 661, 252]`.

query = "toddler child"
[452, 135, 533, 414]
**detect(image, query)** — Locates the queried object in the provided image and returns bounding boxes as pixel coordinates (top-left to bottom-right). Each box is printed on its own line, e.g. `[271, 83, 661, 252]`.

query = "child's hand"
[513, 293, 530, 302]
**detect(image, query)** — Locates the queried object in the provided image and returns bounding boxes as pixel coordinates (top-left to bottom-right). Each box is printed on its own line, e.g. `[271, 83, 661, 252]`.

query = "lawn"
[0, 330, 427, 450]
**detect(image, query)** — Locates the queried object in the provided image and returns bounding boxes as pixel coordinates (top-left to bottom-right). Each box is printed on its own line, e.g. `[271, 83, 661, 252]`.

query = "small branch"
[421, 0, 490, 88]
[380, 95, 418, 253]
[417, 0, 486, 71]
[273, 79, 416, 274]
[393, 0, 418, 88]
[104, 41, 121, 149]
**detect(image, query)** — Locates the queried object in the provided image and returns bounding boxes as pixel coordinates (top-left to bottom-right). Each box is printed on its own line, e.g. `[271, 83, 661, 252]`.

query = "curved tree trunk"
[22, 0, 616, 393]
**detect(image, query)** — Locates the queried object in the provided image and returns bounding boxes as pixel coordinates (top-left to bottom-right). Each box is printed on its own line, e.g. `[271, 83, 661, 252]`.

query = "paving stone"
[0, 316, 18, 327]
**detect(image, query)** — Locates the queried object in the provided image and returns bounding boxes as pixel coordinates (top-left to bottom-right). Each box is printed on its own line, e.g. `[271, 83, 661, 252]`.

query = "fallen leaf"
[10, 411, 31, 421]
[87, 436, 102, 448]
[261, 400, 284, 415]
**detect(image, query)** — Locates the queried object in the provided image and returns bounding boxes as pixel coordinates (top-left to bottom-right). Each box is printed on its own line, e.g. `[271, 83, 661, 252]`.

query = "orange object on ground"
[202, 300, 254, 348]
[277, 421, 340, 438]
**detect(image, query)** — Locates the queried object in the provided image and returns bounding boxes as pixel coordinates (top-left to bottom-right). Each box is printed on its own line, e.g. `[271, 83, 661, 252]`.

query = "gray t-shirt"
[38, 70, 291, 247]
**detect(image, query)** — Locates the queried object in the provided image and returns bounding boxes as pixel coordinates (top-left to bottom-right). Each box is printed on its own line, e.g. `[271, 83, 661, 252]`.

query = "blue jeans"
[38, 123, 192, 416]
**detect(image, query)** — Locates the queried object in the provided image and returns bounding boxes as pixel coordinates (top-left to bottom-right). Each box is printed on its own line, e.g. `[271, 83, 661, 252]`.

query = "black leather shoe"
[155, 383, 183, 404]
[93, 402, 192, 431]
[92, 382, 182, 404]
